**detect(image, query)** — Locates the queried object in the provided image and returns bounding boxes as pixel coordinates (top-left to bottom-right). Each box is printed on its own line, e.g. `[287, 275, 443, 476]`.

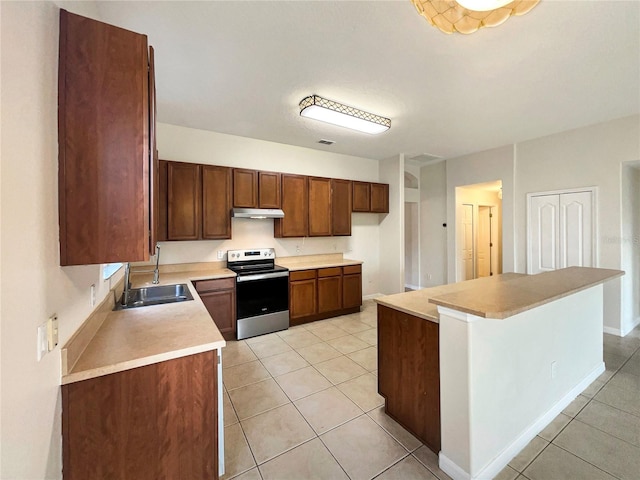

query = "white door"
[462, 204, 474, 280]
[477, 206, 492, 277]
[528, 190, 594, 274]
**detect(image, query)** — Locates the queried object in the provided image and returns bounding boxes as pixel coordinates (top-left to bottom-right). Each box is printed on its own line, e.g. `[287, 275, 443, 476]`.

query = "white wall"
[156, 123, 382, 296]
[378, 155, 404, 295]
[420, 161, 447, 287]
[0, 2, 123, 479]
[622, 163, 640, 335]
[515, 115, 640, 334]
[446, 146, 515, 283]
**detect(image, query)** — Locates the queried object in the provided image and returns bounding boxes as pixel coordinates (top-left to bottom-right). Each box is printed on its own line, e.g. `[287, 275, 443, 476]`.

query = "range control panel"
[227, 248, 276, 263]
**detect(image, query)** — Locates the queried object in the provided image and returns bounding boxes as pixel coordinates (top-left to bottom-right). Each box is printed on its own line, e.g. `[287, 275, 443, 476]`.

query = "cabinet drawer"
[318, 267, 342, 278]
[193, 277, 235, 293]
[343, 264, 362, 275]
[290, 269, 316, 281]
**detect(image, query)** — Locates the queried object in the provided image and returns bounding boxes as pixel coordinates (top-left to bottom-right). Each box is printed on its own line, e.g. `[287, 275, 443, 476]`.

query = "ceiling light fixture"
[299, 95, 391, 135]
[411, 0, 540, 35]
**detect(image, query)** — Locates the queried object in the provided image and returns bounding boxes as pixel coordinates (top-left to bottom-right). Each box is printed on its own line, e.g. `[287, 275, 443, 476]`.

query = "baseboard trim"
[620, 316, 640, 337]
[603, 326, 622, 336]
[439, 362, 605, 480]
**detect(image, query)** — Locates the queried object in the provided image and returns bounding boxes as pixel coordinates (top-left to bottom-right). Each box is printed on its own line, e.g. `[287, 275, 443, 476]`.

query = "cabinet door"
[290, 279, 317, 319]
[275, 174, 308, 237]
[148, 46, 159, 251]
[259, 171, 281, 208]
[58, 10, 150, 265]
[317, 275, 342, 313]
[370, 183, 389, 213]
[156, 160, 168, 241]
[332, 179, 352, 236]
[167, 162, 200, 240]
[352, 182, 371, 212]
[342, 273, 362, 309]
[202, 166, 232, 239]
[199, 289, 237, 339]
[309, 177, 332, 237]
[233, 168, 258, 208]
[62, 350, 218, 480]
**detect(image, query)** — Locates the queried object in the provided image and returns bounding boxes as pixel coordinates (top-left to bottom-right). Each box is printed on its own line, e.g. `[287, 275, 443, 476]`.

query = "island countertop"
[376, 267, 623, 322]
[429, 266, 623, 319]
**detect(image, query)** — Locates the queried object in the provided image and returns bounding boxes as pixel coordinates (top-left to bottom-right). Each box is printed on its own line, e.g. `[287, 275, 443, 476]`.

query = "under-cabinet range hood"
[231, 208, 285, 219]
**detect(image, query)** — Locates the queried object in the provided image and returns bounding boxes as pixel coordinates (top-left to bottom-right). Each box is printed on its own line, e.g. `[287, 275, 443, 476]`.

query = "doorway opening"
[404, 171, 420, 291]
[455, 181, 503, 281]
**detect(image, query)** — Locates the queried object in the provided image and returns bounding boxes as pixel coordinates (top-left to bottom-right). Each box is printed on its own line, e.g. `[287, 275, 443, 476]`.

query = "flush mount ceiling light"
[299, 95, 391, 135]
[411, 0, 540, 35]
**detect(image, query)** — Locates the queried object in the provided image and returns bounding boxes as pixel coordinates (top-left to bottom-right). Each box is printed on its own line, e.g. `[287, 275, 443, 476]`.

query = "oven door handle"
[236, 271, 290, 283]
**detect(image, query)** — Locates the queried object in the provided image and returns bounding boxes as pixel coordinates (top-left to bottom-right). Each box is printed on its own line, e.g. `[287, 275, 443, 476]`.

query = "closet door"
[559, 191, 593, 268]
[529, 195, 560, 274]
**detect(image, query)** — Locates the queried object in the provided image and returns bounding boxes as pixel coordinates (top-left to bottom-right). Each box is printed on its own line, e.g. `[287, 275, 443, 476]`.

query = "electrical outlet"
[90, 284, 96, 307]
[217, 250, 224, 260]
[296, 245, 300, 254]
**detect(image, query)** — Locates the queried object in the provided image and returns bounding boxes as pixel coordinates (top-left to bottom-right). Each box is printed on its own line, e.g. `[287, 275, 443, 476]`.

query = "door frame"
[526, 186, 598, 274]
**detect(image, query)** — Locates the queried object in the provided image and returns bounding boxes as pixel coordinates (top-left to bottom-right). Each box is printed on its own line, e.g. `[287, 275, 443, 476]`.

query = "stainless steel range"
[227, 248, 289, 340]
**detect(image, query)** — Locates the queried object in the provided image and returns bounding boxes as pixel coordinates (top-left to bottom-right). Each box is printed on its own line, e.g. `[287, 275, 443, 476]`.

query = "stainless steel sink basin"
[114, 283, 194, 310]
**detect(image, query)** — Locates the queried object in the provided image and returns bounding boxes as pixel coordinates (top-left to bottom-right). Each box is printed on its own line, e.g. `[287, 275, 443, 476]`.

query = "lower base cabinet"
[62, 350, 219, 480]
[194, 277, 237, 340]
[289, 265, 362, 325]
[377, 305, 440, 454]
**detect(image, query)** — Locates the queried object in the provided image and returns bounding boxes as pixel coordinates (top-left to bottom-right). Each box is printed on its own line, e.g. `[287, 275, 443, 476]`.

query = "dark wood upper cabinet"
[167, 162, 200, 241]
[352, 182, 371, 212]
[331, 179, 352, 236]
[232, 168, 258, 208]
[58, 10, 154, 265]
[258, 171, 281, 208]
[157, 160, 168, 241]
[274, 174, 308, 238]
[371, 182, 390, 213]
[308, 177, 332, 237]
[148, 46, 158, 251]
[202, 166, 232, 239]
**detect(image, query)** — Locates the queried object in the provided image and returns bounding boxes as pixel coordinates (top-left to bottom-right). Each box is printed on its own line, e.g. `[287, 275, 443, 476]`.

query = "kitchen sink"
[114, 283, 194, 310]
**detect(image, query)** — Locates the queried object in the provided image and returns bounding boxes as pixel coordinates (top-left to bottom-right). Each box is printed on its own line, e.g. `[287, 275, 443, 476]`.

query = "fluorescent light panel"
[299, 95, 390, 135]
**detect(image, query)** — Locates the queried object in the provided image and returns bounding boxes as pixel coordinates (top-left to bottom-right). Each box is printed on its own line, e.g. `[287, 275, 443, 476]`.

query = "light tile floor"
[221, 300, 640, 480]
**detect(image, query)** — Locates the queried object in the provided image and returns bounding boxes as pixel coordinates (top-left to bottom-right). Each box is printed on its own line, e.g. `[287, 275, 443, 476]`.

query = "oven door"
[236, 272, 289, 319]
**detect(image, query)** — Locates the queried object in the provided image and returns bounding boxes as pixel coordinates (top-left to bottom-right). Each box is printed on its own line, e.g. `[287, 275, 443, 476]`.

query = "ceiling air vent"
[318, 139, 335, 145]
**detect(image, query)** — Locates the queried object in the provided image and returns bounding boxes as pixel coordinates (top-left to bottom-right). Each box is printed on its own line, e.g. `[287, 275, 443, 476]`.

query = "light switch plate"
[37, 323, 47, 361]
[47, 315, 58, 351]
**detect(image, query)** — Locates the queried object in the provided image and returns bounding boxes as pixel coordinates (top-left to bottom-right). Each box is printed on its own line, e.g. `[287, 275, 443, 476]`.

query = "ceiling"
[94, 1, 640, 162]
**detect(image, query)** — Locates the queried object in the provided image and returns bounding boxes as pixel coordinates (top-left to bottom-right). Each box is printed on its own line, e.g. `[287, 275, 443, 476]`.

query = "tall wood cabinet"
[331, 179, 352, 236]
[157, 161, 232, 241]
[308, 177, 332, 237]
[62, 350, 219, 479]
[274, 174, 308, 237]
[58, 10, 156, 265]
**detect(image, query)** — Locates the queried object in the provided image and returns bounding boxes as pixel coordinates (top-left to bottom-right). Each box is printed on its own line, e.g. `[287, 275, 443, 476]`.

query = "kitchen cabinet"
[202, 166, 232, 239]
[274, 174, 308, 238]
[378, 304, 440, 454]
[167, 161, 201, 240]
[289, 270, 317, 320]
[288, 265, 362, 326]
[194, 278, 237, 340]
[62, 350, 219, 479]
[352, 182, 371, 212]
[308, 177, 332, 237]
[158, 161, 232, 241]
[352, 181, 389, 213]
[331, 179, 352, 236]
[58, 10, 156, 265]
[317, 267, 342, 313]
[370, 183, 390, 213]
[259, 171, 282, 208]
[342, 264, 362, 309]
[233, 168, 258, 208]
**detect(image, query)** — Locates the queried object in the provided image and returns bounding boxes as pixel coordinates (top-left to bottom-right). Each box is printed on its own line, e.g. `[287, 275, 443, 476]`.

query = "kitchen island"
[376, 267, 623, 480]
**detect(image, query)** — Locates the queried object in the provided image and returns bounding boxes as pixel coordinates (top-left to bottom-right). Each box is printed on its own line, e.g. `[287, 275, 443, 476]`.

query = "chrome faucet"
[152, 244, 161, 284]
[122, 262, 131, 307]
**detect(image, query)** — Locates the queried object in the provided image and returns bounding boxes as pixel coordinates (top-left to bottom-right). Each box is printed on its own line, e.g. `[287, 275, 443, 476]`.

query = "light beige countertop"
[376, 267, 623, 322]
[376, 273, 526, 323]
[61, 263, 234, 385]
[429, 266, 623, 319]
[276, 253, 362, 271]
